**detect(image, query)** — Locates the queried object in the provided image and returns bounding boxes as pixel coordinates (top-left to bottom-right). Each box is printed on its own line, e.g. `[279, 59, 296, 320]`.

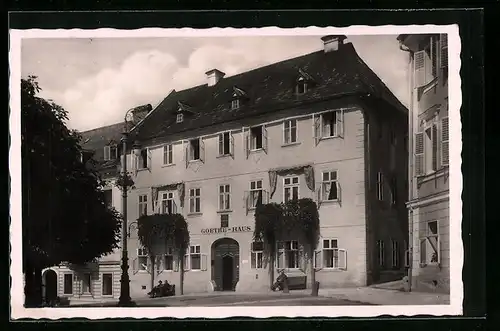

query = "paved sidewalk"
[316, 287, 450, 305]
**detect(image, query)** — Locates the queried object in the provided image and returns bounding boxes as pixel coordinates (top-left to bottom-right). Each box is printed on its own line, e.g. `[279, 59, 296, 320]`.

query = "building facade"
[120, 35, 409, 297]
[398, 33, 450, 293]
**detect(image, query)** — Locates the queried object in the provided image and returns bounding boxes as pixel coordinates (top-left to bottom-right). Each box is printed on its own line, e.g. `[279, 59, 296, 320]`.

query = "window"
[161, 192, 176, 214]
[163, 144, 173, 165]
[391, 240, 400, 268]
[176, 113, 183, 123]
[416, 118, 444, 176]
[249, 180, 263, 209]
[322, 239, 339, 268]
[296, 82, 307, 95]
[189, 245, 201, 270]
[218, 132, 232, 156]
[188, 138, 201, 161]
[376, 172, 384, 201]
[390, 177, 397, 206]
[404, 240, 410, 267]
[251, 241, 264, 269]
[103, 189, 112, 208]
[321, 171, 340, 201]
[219, 184, 231, 211]
[138, 194, 148, 217]
[377, 240, 385, 268]
[277, 240, 300, 269]
[63, 274, 73, 295]
[137, 247, 148, 271]
[162, 247, 174, 271]
[189, 188, 201, 213]
[82, 273, 91, 294]
[138, 149, 150, 169]
[283, 176, 299, 203]
[441, 117, 449, 166]
[231, 99, 240, 110]
[250, 126, 263, 150]
[283, 119, 297, 145]
[102, 273, 113, 296]
[314, 111, 343, 143]
[220, 214, 229, 228]
[420, 221, 440, 265]
[104, 144, 118, 161]
[414, 36, 439, 87]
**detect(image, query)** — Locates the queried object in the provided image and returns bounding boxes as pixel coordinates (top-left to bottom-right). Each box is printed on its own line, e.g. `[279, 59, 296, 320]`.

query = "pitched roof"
[80, 122, 127, 169]
[132, 42, 407, 142]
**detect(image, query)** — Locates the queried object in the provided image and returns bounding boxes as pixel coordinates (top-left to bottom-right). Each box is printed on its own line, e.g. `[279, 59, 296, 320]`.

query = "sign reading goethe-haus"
[201, 226, 252, 235]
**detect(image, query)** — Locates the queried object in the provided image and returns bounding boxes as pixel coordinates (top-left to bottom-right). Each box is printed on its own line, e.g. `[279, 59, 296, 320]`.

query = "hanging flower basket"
[115, 173, 135, 190]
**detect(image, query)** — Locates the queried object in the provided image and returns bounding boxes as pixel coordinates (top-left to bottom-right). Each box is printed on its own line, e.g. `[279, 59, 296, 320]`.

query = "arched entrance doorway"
[42, 269, 58, 304]
[211, 238, 239, 291]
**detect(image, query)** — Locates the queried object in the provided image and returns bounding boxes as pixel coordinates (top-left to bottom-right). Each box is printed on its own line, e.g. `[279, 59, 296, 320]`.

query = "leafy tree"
[137, 213, 189, 295]
[21, 77, 122, 307]
[254, 198, 320, 294]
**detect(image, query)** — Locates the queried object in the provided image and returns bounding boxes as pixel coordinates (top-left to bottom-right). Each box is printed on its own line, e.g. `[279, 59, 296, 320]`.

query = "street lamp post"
[118, 109, 135, 307]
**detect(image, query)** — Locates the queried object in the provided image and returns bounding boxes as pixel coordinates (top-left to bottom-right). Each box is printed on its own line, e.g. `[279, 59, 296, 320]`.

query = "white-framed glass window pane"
[190, 245, 201, 270]
[163, 144, 173, 165]
[251, 241, 264, 269]
[138, 194, 148, 217]
[189, 188, 201, 213]
[284, 176, 299, 202]
[321, 111, 337, 137]
[163, 252, 174, 271]
[219, 184, 231, 210]
[231, 99, 240, 110]
[322, 170, 338, 201]
[176, 113, 183, 123]
[283, 119, 297, 144]
[250, 180, 263, 208]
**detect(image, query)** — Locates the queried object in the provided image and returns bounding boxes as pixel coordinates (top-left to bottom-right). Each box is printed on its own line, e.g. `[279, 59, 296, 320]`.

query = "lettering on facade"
[201, 226, 252, 235]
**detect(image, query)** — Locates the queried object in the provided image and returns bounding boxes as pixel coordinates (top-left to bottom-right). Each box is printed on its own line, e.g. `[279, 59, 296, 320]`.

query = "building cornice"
[406, 190, 449, 210]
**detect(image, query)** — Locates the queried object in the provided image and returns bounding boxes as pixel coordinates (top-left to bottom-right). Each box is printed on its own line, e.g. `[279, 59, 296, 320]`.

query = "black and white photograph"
[9, 25, 462, 319]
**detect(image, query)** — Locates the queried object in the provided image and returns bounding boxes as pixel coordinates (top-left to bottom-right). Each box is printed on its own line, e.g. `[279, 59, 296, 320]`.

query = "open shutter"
[201, 254, 208, 271]
[262, 125, 268, 153]
[414, 50, 426, 88]
[132, 257, 139, 275]
[313, 114, 321, 145]
[184, 254, 190, 271]
[200, 139, 205, 163]
[147, 149, 152, 170]
[316, 185, 322, 209]
[157, 256, 164, 276]
[441, 117, 449, 166]
[104, 146, 110, 161]
[336, 110, 344, 137]
[336, 182, 342, 204]
[414, 132, 425, 176]
[314, 250, 323, 270]
[243, 191, 249, 215]
[218, 134, 223, 156]
[432, 124, 438, 171]
[185, 142, 189, 168]
[244, 128, 250, 159]
[230, 132, 235, 158]
[338, 249, 347, 270]
[440, 34, 448, 68]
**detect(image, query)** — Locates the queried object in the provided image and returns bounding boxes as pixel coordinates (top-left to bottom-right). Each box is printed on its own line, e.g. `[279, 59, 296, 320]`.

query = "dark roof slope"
[133, 42, 407, 142]
[80, 122, 128, 169]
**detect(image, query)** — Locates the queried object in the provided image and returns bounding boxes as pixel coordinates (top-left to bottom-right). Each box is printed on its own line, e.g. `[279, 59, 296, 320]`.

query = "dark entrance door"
[211, 238, 239, 291]
[43, 270, 57, 304]
[222, 256, 234, 291]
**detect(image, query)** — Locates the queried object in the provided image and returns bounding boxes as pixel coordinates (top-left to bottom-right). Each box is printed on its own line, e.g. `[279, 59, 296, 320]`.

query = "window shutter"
[313, 115, 321, 145]
[230, 132, 235, 158]
[441, 117, 449, 166]
[414, 50, 426, 87]
[201, 254, 208, 271]
[314, 250, 322, 270]
[432, 124, 438, 171]
[316, 186, 322, 209]
[244, 129, 250, 159]
[184, 254, 190, 271]
[104, 146, 110, 161]
[243, 191, 249, 215]
[336, 110, 344, 137]
[147, 149, 152, 170]
[218, 134, 223, 156]
[262, 126, 268, 153]
[200, 139, 205, 163]
[414, 132, 425, 176]
[440, 34, 448, 68]
[132, 257, 139, 275]
[338, 249, 347, 270]
[185, 143, 189, 168]
[336, 182, 342, 203]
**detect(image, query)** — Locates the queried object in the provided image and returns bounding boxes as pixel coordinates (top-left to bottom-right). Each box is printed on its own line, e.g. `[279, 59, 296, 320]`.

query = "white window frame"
[420, 220, 441, 266]
[283, 176, 300, 203]
[376, 172, 384, 201]
[249, 180, 264, 209]
[251, 241, 264, 269]
[161, 191, 176, 215]
[231, 99, 240, 110]
[101, 273, 114, 296]
[250, 125, 264, 151]
[163, 144, 174, 165]
[81, 272, 92, 294]
[188, 138, 203, 162]
[322, 239, 340, 269]
[176, 113, 183, 123]
[218, 131, 233, 157]
[276, 240, 300, 270]
[391, 239, 400, 268]
[283, 119, 298, 145]
[103, 144, 118, 161]
[185, 245, 207, 271]
[161, 247, 175, 271]
[137, 148, 151, 170]
[220, 213, 230, 228]
[377, 240, 385, 268]
[63, 273, 73, 295]
[296, 78, 307, 95]
[138, 194, 148, 217]
[321, 170, 340, 202]
[189, 188, 201, 214]
[137, 247, 149, 272]
[218, 184, 231, 211]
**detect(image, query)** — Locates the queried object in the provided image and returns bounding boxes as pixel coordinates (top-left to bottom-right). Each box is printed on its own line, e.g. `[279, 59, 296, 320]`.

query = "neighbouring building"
[40, 105, 152, 304]
[397, 33, 450, 293]
[120, 35, 409, 297]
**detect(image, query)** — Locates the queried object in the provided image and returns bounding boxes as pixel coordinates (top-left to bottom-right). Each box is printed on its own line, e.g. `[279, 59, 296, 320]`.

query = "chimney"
[321, 35, 347, 53]
[205, 69, 225, 87]
[131, 104, 153, 124]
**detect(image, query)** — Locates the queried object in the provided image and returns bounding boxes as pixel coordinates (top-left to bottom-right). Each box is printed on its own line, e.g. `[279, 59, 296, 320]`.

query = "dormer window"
[295, 68, 315, 95]
[176, 113, 184, 123]
[296, 80, 307, 95]
[104, 144, 118, 161]
[231, 99, 240, 110]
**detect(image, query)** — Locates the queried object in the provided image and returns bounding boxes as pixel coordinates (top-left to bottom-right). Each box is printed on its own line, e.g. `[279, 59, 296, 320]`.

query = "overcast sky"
[21, 35, 408, 132]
